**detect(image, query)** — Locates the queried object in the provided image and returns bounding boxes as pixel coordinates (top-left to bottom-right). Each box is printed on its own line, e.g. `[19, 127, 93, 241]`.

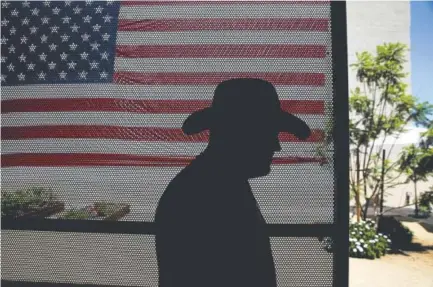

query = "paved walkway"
[349, 221, 433, 287]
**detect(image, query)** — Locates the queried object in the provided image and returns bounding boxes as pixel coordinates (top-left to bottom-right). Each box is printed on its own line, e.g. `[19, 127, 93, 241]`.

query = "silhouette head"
[182, 78, 311, 178]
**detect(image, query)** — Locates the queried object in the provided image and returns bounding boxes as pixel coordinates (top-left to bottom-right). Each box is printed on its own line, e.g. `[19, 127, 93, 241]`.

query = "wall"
[346, 1, 412, 94]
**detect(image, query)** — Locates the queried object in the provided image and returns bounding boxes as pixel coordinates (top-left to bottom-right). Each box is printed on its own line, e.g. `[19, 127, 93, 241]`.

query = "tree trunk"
[362, 198, 370, 221]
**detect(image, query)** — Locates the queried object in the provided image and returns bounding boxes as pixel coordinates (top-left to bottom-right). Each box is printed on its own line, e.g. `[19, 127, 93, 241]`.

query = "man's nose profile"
[154, 78, 311, 287]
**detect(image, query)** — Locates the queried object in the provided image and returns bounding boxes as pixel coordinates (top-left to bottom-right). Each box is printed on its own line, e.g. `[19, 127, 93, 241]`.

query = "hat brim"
[182, 108, 311, 140]
[182, 108, 213, 135]
[278, 111, 311, 140]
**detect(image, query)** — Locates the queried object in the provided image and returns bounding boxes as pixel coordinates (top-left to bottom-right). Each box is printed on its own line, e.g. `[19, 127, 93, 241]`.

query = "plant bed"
[378, 216, 414, 251]
[349, 219, 392, 259]
[56, 202, 130, 221]
[1, 188, 65, 219]
[408, 212, 430, 219]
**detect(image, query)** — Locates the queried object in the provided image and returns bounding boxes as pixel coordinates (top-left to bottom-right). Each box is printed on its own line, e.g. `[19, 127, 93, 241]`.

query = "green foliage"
[93, 202, 119, 217]
[60, 209, 93, 220]
[419, 192, 433, 216]
[1, 187, 57, 218]
[349, 42, 433, 219]
[350, 43, 431, 149]
[349, 219, 392, 259]
[60, 205, 99, 219]
[398, 144, 432, 217]
[377, 216, 414, 250]
[398, 144, 433, 182]
[59, 202, 123, 219]
[419, 126, 433, 172]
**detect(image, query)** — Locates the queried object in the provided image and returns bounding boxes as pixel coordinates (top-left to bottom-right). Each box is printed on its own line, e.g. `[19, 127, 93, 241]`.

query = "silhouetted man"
[154, 78, 311, 287]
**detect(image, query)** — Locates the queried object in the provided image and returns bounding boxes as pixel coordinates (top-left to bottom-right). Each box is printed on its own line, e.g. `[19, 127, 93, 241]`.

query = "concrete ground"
[349, 221, 433, 287]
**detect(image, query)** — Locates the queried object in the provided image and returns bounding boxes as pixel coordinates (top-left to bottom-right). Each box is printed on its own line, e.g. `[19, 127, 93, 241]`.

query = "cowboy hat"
[182, 78, 311, 140]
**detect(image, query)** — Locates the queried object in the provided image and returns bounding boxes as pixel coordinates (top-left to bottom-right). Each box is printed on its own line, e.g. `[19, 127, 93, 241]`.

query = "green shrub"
[377, 216, 413, 251]
[349, 219, 392, 259]
[419, 192, 433, 216]
[93, 202, 118, 216]
[419, 205, 431, 217]
[60, 203, 120, 219]
[60, 209, 92, 220]
[1, 187, 57, 218]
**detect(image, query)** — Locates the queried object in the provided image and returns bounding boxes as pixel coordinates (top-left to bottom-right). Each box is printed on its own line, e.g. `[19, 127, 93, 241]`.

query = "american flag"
[1, 1, 333, 219]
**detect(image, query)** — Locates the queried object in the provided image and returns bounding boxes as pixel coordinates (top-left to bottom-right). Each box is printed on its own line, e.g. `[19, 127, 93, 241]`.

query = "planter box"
[95, 202, 131, 221]
[3, 201, 65, 220]
[54, 203, 130, 221]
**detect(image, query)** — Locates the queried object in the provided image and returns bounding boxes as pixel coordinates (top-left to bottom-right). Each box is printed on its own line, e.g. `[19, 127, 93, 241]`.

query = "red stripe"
[1, 99, 324, 115]
[113, 72, 325, 86]
[121, 1, 330, 5]
[116, 44, 326, 58]
[117, 19, 329, 32]
[1, 153, 327, 167]
[2, 126, 324, 142]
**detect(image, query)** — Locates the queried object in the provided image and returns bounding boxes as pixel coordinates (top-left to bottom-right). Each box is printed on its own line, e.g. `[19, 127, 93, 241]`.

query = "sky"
[410, 1, 433, 104]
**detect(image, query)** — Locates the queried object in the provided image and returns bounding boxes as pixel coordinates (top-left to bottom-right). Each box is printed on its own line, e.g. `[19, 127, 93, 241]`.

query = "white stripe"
[119, 4, 330, 19]
[1, 84, 332, 101]
[116, 31, 330, 45]
[1, 165, 332, 193]
[1, 139, 329, 158]
[2, 112, 325, 129]
[114, 57, 330, 73]
[1, 112, 190, 128]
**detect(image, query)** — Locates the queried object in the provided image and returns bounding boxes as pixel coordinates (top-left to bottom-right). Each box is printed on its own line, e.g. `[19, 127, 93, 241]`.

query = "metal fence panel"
[1, 1, 349, 286]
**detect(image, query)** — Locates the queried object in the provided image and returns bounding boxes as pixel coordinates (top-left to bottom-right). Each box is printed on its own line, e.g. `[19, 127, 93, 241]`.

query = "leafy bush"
[349, 219, 392, 259]
[1, 187, 57, 218]
[419, 205, 431, 217]
[377, 216, 413, 251]
[60, 209, 94, 219]
[94, 202, 119, 217]
[59, 202, 126, 219]
[419, 192, 433, 216]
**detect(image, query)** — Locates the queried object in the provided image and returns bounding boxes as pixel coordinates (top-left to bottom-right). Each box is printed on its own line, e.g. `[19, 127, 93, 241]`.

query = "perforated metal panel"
[1, 1, 349, 286]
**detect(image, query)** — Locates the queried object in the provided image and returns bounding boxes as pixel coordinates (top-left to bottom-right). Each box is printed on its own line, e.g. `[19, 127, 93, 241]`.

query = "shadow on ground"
[420, 222, 433, 233]
[386, 215, 433, 234]
[377, 215, 433, 256]
[391, 242, 433, 256]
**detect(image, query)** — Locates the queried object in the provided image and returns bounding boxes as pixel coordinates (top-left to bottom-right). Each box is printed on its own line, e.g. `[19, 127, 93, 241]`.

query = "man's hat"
[182, 78, 311, 140]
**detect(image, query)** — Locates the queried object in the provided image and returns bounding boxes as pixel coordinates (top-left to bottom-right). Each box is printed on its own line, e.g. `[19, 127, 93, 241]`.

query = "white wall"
[347, 1, 412, 94]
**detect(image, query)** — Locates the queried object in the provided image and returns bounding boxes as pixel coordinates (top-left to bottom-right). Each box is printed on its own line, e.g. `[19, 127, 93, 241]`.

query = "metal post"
[414, 175, 419, 217]
[356, 148, 361, 222]
[331, 1, 349, 286]
[380, 149, 385, 214]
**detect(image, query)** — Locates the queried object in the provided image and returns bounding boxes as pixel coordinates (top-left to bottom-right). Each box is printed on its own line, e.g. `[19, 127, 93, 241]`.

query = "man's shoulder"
[169, 157, 224, 187]
[156, 168, 219, 224]
[158, 164, 211, 204]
